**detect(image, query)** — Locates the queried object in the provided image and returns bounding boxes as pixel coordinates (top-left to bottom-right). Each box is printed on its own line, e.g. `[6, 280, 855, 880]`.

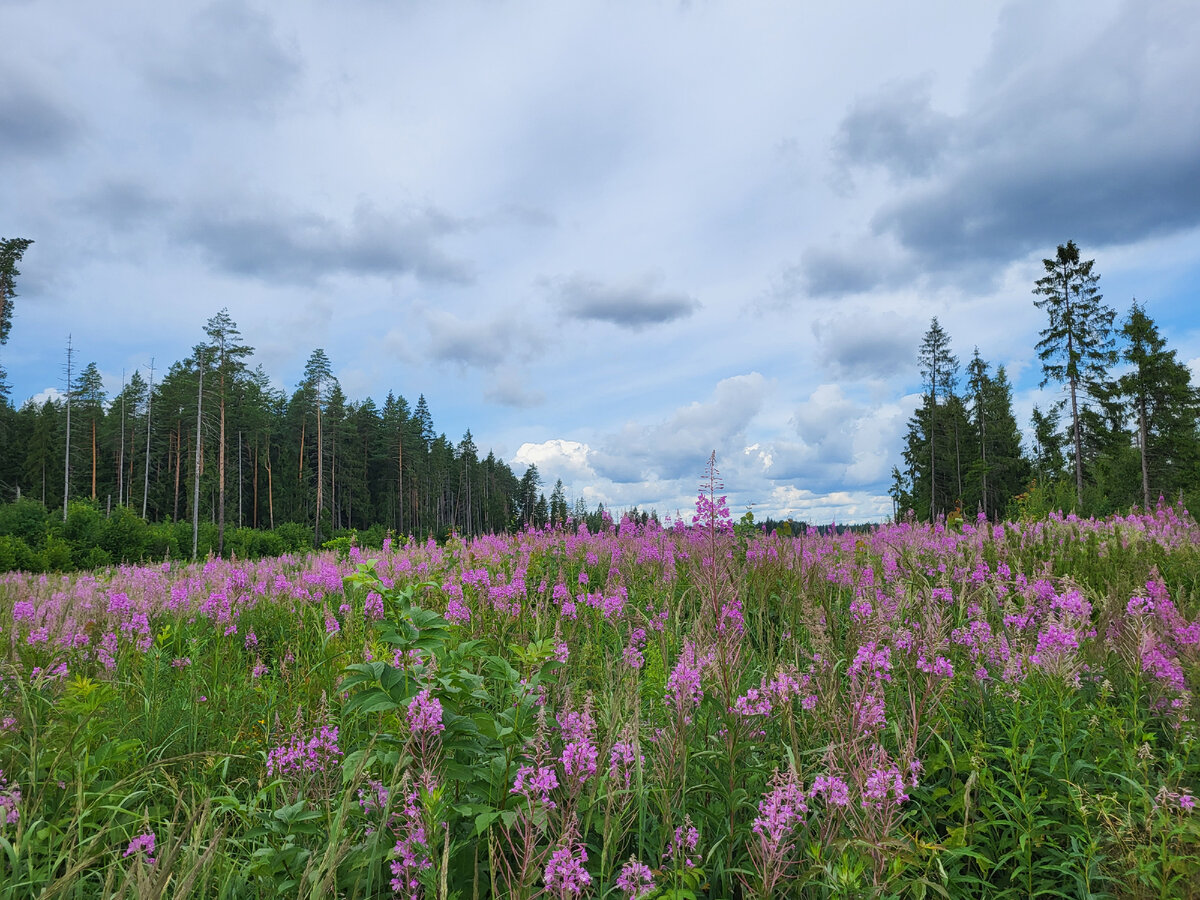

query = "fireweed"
[3, 490, 1200, 896]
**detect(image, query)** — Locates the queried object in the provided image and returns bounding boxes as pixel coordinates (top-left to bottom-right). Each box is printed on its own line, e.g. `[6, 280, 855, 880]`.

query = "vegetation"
[3, 459, 1200, 897]
[893, 241, 1200, 523]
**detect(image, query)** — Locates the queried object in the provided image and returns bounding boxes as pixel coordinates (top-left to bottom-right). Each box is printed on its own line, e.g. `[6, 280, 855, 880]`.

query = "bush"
[101, 506, 149, 563]
[0, 498, 50, 549]
[145, 522, 181, 561]
[273, 521, 314, 554]
[0, 534, 37, 573]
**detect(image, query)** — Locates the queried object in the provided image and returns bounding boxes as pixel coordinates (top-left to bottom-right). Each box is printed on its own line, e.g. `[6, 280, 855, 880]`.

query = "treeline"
[0, 308, 579, 561]
[892, 241, 1200, 521]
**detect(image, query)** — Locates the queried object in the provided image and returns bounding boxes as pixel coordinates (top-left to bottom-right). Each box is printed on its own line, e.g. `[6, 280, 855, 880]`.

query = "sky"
[3, 0, 1199, 523]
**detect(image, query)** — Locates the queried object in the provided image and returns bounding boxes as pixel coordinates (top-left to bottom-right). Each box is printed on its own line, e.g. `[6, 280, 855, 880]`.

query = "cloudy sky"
[4, 0, 1199, 522]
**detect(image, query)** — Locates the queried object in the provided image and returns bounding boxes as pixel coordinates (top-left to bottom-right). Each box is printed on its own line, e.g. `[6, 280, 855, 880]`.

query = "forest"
[1, 238, 579, 569]
[890, 241, 1200, 524]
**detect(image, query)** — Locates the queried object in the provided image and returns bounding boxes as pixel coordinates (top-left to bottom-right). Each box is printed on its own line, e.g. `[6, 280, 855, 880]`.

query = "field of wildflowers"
[3, 472, 1200, 897]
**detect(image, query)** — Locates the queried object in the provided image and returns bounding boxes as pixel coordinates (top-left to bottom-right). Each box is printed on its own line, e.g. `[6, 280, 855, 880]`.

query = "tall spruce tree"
[917, 318, 958, 519]
[0, 238, 34, 400]
[1033, 241, 1117, 507]
[1119, 301, 1199, 509]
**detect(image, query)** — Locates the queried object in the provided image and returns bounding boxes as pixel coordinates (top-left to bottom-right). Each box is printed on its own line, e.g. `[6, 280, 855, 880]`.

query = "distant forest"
[891, 241, 1200, 522]
[1, 270, 582, 565]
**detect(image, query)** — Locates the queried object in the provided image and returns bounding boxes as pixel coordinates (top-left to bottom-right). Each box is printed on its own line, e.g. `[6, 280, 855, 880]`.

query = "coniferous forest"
[2, 239, 1199, 573]
[1, 241, 574, 569]
[890, 241, 1200, 525]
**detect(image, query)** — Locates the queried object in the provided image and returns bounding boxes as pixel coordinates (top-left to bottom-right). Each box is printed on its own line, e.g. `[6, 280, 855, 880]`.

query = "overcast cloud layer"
[5, 0, 1199, 522]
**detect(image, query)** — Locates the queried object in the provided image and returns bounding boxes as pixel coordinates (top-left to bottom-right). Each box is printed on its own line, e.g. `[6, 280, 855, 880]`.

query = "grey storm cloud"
[144, 1, 301, 116]
[177, 200, 474, 284]
[423, 310, 537, 371]
[483, 373, 546, 409]
[806, 0, 1200, 294]
[811, 312, 920, 379]
[73, 180, 172, 229]
[550, 273, 700, 329]
[833, 77, 951, 181]
[0, 72, 80, 160]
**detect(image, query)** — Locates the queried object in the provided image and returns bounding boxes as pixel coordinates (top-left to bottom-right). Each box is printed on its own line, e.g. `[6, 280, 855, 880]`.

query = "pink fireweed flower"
[266, 725, 342, 778]
[616, 857, 655, 899]
[444, 597, 470, 625]
[861, 763, 910, 810]
[809, 774, 850, 808]
[389, 789, 432, 900]
[717, 598, 745, 636]
[124, 832, 156, 866]
[665, 642, 712, 724]
[608, 739, 643, 791]
[512, 764, 558, 808]
[848, 641, 892, 684]
[544, 836, 591, 897]
[171, 657, 192, 668]
[854, 692, 887, 732]
[406, 689, 444, 736]
[561, 740, 599, 788]
[752, 770, 808, 846]
[0, 771, 20, 829]
[664, 819, 700, 869]
[1181, 793, 1196, 810]
[364, 591, 386, 620]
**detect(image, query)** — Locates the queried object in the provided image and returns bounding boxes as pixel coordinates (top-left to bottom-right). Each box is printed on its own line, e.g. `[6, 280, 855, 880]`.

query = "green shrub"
[0, 497, 50, 549]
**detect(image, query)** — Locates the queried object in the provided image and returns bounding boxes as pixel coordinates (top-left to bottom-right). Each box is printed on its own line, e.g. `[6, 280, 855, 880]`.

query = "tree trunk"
[143, 359, 154, 519]
[193, 363, 203, 560]
[266, 437, 275, 530]
[173, 427, 181, 522]
[315, 392, 324, 545]
[218, 373, 226, 556]
[1069, 377, 1083, 508]
[253, 437, 259, 529]
[1139, 396, 1150, 511]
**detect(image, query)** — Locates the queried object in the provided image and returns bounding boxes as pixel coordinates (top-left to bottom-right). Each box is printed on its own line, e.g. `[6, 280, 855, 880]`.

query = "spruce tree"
[1119, 301, 1200, 509]
[1033, 241, 1117, 507]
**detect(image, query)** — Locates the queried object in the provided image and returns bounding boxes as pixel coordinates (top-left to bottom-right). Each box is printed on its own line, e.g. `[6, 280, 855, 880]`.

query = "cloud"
[177, 199, 473, 284]
[483, 371, 545, 408]
[0, 70, 80, 160]
[768, 485, 893, 523]
[833, 76, 951, 182]
[590, 373, 768, 483]
[74, 180, 172, 229]
[548, 272, 700, 329]
[811, 310, 920, 379]
[513, 439, 595, 484]
[145, 1, 301, 116]
[807, 0, 1200, 292]
[29, 387, 64, 406]
[423, 310, 534, 371]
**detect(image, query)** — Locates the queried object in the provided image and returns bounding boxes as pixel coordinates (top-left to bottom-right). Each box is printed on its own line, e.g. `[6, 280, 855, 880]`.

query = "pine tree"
[1033, 241, 1117, 507]
[302, 349, 335, 545]
[203, 310, 254, 555]
[74, 362, 107, 501]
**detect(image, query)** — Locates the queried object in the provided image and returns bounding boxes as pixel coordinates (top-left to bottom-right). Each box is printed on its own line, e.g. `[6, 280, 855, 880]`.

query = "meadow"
[2, 484, 1199, 898]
